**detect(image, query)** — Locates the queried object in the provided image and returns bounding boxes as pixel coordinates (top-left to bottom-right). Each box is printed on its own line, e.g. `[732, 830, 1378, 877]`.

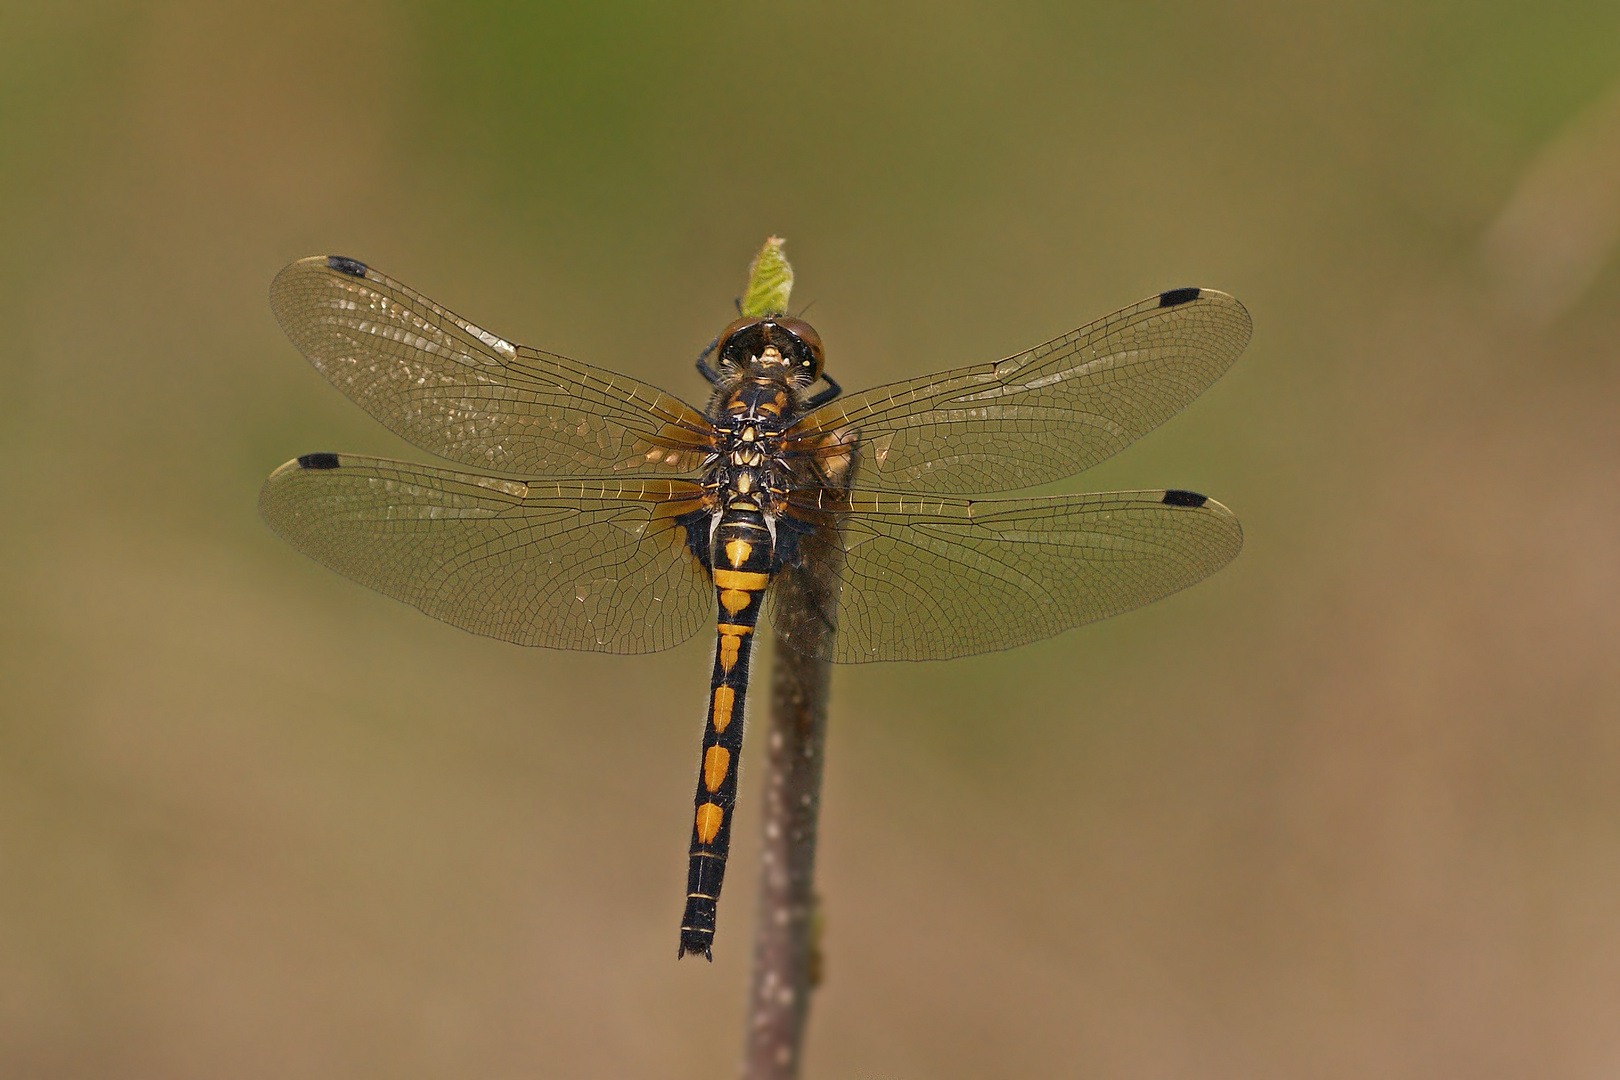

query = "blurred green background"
[4, 2, 1619, 1077]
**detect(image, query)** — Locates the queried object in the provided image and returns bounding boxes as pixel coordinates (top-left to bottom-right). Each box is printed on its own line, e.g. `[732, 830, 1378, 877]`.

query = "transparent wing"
[260, 454, 713, 653]
[270, 256, 715, 477]
[789, 288, 1251, 494]
[768, 488, 1242, 663]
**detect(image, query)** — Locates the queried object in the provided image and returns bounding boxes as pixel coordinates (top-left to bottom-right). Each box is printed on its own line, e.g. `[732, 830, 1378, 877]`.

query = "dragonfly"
[259, 255, 1251, 960]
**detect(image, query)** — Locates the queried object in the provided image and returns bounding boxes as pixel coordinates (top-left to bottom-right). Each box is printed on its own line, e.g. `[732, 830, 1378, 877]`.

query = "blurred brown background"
[4, 2, 1619, 1077]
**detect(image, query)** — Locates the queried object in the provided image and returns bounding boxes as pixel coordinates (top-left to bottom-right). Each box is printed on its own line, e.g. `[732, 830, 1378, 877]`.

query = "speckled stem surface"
[741, 604, 831, 1080]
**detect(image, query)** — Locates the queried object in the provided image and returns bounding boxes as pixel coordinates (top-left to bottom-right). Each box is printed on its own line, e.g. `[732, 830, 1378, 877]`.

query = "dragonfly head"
[715, 316, 824, 388]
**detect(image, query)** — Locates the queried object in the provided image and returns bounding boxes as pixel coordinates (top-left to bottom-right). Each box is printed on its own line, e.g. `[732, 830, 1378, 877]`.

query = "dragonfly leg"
[800, 371, 842, 410]
[695, 336, 722, 385]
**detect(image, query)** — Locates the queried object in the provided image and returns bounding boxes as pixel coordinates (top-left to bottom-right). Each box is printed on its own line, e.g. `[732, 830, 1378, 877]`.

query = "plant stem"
[742, 595, 832, 1079]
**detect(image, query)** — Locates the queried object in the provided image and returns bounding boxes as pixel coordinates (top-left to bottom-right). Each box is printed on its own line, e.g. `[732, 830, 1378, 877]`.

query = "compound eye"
[715, 317, 765, 368]
[773, 317, 824, 379]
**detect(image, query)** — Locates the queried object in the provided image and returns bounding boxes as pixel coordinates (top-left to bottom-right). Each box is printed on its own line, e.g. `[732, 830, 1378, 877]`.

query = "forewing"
[260, 454, 712, 653]
[769, 489, 1242, 663]
[270, 256, 715, 477]
[790, 289, 1250, 494]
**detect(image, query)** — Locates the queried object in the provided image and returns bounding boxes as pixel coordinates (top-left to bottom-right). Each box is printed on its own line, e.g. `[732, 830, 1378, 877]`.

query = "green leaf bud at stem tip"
[741, 236, 794, 319]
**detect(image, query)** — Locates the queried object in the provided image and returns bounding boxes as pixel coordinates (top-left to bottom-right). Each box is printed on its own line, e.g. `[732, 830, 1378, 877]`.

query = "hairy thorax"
[703, 367, 802, 523]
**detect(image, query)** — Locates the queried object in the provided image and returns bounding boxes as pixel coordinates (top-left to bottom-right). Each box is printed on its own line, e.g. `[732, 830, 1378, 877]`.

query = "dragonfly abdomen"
[678, 507, 775, 960]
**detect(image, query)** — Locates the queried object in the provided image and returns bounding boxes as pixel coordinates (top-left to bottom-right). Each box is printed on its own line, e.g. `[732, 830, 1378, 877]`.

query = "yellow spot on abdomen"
[725, 539, 753, 567]
[719, 589, 752, 614]
[695, 802, 724, 843]
[717, 624, 752, 672]
[703, 745, 731, 792]
[718, 635, 740, 672]
[712, 686, 736, 732]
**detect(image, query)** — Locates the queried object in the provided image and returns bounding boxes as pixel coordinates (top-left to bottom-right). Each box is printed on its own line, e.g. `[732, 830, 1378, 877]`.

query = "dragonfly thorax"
[707, 437, 791, 521]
